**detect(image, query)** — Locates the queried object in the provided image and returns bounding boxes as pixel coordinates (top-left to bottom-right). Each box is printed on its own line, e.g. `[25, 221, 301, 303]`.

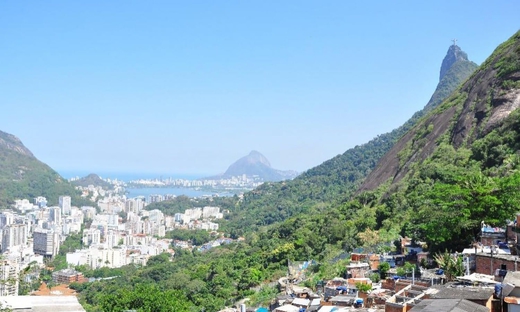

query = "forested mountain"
[0, 130, 91, 207]
[76, 32, 520, 312]
[222, 43, 477, 232]
[71, 173, 113, 190]
[352, 30, 520, 252]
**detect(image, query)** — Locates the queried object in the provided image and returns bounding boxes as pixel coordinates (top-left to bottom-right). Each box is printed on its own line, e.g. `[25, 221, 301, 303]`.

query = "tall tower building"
[59, 196, 72, 215]
[1, 224, 28, 252]
[33, 229, 60, 257]
[0, 212, 14, 229]
[49, 206, 62, 224]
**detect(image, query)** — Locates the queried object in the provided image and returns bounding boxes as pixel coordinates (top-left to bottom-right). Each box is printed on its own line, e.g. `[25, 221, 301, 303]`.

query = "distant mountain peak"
[243, 150, 272, 167]
[212, 151, 297, 181]
[440, 43, 470, 81]
[72, 173, 113, 190]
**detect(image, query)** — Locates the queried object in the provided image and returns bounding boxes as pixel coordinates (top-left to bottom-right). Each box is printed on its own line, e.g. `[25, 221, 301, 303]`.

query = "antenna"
[452, 39, 458, 46]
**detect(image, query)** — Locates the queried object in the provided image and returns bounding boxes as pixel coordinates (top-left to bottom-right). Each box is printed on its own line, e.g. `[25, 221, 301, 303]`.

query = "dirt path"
[33, 282, 77, 296]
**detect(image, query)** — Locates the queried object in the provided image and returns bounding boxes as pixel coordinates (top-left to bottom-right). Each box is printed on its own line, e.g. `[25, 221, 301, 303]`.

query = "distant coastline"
[125, 187, 233, 199]
[58, 170, 207, 183]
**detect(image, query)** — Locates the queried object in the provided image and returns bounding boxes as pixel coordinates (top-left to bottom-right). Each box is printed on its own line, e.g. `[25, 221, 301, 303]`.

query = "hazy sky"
[1, 2, 519, 177]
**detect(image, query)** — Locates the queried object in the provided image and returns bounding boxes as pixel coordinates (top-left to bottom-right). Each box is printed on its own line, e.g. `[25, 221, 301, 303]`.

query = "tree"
[99, 283, 192, 312]
[433, 251, 464, 281]
[378, 262, 390, 279]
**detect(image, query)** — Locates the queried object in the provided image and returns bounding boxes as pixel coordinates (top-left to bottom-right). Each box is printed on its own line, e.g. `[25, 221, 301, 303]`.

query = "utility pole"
[490, 246, 494, 276]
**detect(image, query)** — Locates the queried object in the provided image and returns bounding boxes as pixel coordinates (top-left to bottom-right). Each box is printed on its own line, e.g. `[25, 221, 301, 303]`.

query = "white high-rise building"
[82, 228, 101, 246]
[14, 199, 36, 213]
[34, 196, 47, 208]
[49, 206, 62, 224]
[2, 224, 28, 252]
[174, 213, 184, 223]
[153, 225, 166, 238]
[33, 229, 60, 257]
[0, 261, 19, 296]
[59, 196, 72, 215]
[107, 214, 118, 228]
[125, 198, 144, 214]
[148, 209, 164, 224]
[105, 231, 120, 248]
[202, 206, 221, 219]
[184, 208, 202, 221]
[0, 212, 14, 229]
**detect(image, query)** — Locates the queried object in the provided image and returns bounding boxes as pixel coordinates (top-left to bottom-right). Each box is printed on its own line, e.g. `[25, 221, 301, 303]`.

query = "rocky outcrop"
[0, 130, 34, 158]
[440, 44, 470, 81]
[359, 31, 520, 192]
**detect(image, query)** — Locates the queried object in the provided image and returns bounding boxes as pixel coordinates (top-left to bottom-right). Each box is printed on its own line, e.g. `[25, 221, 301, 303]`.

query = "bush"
[369, 273, 381, 283]
[356, 282, 372, 293]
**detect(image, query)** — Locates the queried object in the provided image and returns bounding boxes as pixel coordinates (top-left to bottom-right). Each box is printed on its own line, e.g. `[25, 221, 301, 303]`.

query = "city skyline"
[1, 1, 519, 175]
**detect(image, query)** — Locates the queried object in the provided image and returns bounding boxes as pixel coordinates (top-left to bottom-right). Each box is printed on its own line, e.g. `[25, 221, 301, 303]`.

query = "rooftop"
[429, 282, 494, 300]
[0, 296, 85, 312]
[409, 299, 489, 312]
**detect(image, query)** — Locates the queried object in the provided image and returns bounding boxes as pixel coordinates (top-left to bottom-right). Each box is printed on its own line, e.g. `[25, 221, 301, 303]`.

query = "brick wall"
[475, 254, 518, 275]
[382, 279, 395, 290]
[385, 302, 405, 312]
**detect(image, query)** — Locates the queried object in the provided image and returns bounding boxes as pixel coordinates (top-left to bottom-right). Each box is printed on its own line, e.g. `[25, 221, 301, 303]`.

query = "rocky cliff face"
[439, 44, 470, 81]
[359, 31, 520, 192]
[423, 46, 478, 112]
[0, 130, 34, 158]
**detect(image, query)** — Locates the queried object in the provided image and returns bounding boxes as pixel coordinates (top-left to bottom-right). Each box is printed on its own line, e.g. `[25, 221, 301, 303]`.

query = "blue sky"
[1, 1, 519, 177]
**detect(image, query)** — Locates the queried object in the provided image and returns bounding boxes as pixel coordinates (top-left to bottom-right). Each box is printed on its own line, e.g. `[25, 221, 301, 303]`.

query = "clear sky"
[1, 1, 519, 177]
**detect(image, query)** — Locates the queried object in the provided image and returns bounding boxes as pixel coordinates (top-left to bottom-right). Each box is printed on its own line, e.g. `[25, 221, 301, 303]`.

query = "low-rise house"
[475, 253, 520, 275]
[328, 294, 358, 306]
[52, 268, 87, 284]
[481, 225, 506, 246]
[346, 262, 370, 278]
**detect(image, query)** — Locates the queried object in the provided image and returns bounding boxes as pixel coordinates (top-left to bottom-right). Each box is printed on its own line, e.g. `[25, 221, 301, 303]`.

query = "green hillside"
[0, 130, 92, 208]
[78, 37, 501, 311]
[220, 43, 477, 234]
[353, 30, 520, 253]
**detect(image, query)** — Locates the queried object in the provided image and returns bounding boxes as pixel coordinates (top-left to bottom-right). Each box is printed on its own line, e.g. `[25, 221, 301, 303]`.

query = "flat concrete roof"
[409, 299, 489, 312]
[0, 296, 85, 312]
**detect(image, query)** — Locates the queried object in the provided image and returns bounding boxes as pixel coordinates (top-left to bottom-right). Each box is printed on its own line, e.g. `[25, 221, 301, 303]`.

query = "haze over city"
[1, 1, 519, 176]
